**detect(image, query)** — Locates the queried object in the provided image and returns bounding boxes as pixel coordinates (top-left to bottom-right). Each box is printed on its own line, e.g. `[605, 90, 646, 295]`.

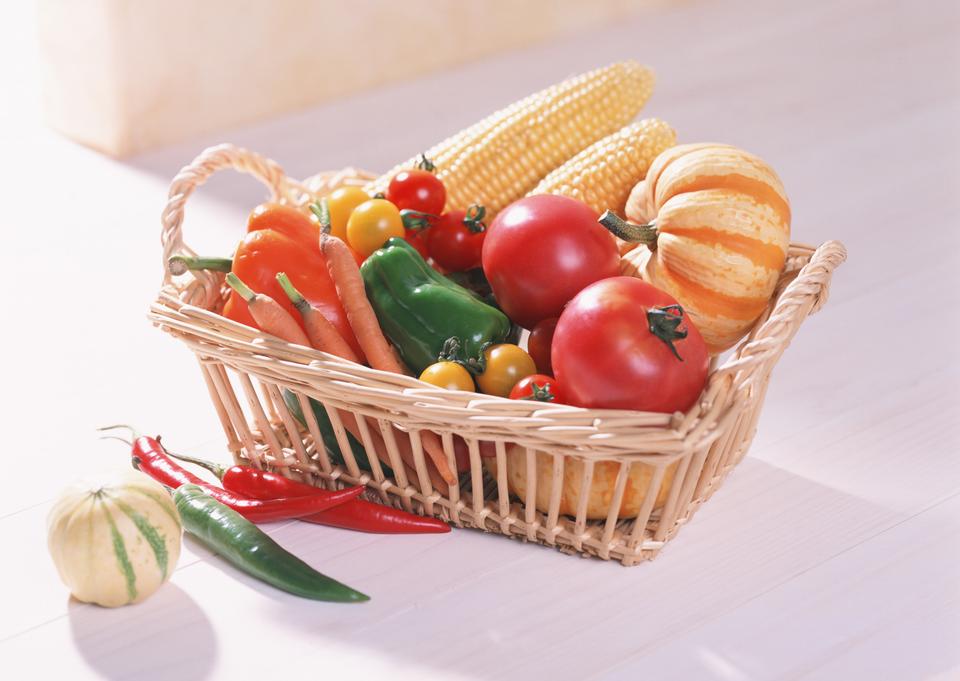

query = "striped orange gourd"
[614, 143, 791, 353]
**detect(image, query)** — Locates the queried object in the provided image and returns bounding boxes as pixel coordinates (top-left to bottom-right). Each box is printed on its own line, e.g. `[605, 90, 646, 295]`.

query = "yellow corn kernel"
[529, 118, 677, 216]
[366, 62, 655, 216]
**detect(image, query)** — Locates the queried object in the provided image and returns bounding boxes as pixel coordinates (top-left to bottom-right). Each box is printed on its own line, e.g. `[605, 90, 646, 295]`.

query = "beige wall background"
[39, 0, 667, 156]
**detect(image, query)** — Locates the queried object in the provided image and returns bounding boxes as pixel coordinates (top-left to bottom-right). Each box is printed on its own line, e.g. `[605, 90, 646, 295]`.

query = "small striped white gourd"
[47, 470, 182, 607]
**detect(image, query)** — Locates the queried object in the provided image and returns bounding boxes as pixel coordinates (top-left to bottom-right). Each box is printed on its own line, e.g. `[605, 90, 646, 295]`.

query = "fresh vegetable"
[281, 390, 388, 476]
[226, 273, 311, 347]
[100, 426, 363, 523]
[322, 187, 370, 242]
[386, 157, 446, 215]
[482, 195, 620, 329]
[612, 143, 791, 353]
[419, 362, 475, 392]
[486, 446, 678, 519]
[276, 272, 360, 362]
[360, 237, 513, 374]
[508, 374, 564, 403]
[323, 232, 457, 485]
[174, 484, 369, 602]
[321, 233, 408, 375]
[346, 198, 405, 257]
[217, 228, 364, 359]
[552, 277, 709, 413]
[404, 229, 430, 259]
[529, 118, 677, 216]
[526, 318, 557, 375]
[248, 203, 319, 247]
[47, 470, 182, 608]
[366, 62, 655, 216]
[475, 344, 536, 398]
[427, 205, 487, 272]
[163, 452, 448, 535]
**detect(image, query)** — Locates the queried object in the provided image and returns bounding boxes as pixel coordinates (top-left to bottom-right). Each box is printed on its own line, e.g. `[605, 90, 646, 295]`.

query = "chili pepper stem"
[168, 255, 233, 276]
[598, 210, 658, 248]
[96, 424, 140, 445]
[162, 449, 227, 479]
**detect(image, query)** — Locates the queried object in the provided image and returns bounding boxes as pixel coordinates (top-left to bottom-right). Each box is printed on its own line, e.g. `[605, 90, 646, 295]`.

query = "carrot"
[321, 233, 458, 486]
[276, 272, 360, 363]
[320, 234, 407, 374]
[225, 273, 311, 347]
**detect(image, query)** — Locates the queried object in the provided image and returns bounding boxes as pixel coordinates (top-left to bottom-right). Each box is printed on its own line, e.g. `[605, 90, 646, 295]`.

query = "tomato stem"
[598, 210, 658, 248]
[416, 154, 437, 173]
[522, 381, 555, 402]
[400, 209, 439, 231]
[463, 205, 487, 234]
[647, 304, 688, 361]
[438, 337, 488, 375]
[168, 255, 233, 275]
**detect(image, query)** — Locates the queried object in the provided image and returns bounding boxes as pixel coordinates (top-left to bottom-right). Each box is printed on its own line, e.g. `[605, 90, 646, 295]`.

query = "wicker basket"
[151, 144, 847, 566]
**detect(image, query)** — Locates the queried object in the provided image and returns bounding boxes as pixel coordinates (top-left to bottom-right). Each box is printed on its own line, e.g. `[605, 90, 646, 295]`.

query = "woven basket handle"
[713, 240, 847, 396]
[160, 144, 296, 306]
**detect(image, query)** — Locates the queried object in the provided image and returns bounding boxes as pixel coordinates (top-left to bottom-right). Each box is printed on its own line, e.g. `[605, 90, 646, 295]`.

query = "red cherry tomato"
[404, 229, 430, 259]
[527, 318, 557, 375]
[427, 207, 487, 272]
[552, 277, 709, 413]
[482, 195, 619, 329]
[386, 169, 447, 215]
[508, 374, 565, 404]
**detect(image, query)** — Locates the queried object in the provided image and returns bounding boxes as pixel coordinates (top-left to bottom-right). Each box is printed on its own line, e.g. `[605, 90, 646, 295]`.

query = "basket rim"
[153, 144, 847, 460]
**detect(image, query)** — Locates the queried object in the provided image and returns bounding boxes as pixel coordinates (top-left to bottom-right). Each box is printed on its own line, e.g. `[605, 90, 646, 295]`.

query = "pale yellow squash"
[47, 470, 182, 607]
[486, 445, 677, 520]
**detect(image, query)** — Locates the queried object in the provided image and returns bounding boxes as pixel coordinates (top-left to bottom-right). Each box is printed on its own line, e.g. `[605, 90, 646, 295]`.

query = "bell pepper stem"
[225, 273, 256, 302]
[168, 255, 233, 276]
[598, 210, 658, 247]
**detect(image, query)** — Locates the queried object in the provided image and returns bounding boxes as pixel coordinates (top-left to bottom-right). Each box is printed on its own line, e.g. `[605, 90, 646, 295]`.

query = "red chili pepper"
[98, 426, 364, 524]
[166, 451, 450, 534]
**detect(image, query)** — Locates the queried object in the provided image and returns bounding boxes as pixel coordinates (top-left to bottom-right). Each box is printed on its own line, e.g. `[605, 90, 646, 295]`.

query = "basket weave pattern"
[152, 144, 847, 565]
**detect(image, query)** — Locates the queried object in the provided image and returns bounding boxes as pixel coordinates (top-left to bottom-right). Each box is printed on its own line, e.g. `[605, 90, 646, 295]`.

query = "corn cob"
[529, 118, 677, 216]
[365, 62, 655, 216]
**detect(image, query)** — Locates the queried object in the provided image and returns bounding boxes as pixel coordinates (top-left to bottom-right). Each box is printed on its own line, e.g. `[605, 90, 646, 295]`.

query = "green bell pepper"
[360, 237, 514, 374]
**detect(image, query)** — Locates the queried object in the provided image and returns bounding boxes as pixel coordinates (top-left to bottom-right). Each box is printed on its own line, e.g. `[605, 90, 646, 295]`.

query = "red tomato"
[427, 208, 486, 272]
[509, 374, 565, 404]
[552, 277, 709, 413]
[527, 317, 557, 375]
[386, 169, 446, 215]
[404, 229, 430, 259]
[482, 195, 619, 329]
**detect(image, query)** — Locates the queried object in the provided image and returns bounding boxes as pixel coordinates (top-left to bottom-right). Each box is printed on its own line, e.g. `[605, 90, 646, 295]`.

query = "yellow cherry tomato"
[347, 199, 405, 257]
[476, 344, 537, 397]
[419, 362, 476, 391]
[325, 187, 370, 241]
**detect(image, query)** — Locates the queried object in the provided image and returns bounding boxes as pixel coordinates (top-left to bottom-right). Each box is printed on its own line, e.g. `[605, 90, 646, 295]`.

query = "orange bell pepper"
[221, 204, 365, 361]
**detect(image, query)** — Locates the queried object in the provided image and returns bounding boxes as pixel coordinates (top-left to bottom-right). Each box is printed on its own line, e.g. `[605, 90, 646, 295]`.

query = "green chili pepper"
[360, 237, 514, 374]
[173, 484, 369, 602]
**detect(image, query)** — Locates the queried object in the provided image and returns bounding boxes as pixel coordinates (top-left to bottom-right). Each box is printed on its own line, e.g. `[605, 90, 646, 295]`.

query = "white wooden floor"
[2, 0, 958, 679]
